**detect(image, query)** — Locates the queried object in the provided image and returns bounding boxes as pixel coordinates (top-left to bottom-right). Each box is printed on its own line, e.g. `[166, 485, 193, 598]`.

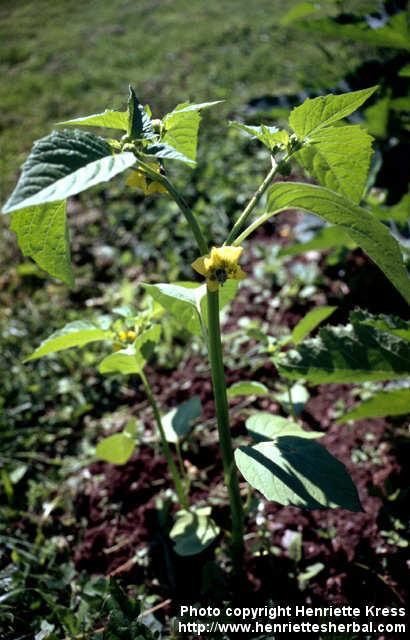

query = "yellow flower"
[191, 245, 246, 292]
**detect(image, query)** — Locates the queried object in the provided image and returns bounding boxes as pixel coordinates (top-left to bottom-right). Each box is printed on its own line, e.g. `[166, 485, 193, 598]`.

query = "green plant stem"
[225, 158, 278, 245]
[206, 289, 244, 559]
[287, 384, 297, 420]
[140, 371, 189, 509]
[136, 158, 208, 254]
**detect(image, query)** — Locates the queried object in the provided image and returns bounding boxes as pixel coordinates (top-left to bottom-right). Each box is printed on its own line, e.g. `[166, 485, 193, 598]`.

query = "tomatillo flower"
[191, 245, 246, 292]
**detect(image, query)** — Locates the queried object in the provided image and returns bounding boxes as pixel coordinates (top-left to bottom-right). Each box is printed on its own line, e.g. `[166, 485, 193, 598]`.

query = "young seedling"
[3, 85, 410, 564]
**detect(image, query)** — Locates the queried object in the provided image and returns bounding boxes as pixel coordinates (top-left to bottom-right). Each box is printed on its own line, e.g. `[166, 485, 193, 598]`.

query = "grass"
[0, 0, 372, 202]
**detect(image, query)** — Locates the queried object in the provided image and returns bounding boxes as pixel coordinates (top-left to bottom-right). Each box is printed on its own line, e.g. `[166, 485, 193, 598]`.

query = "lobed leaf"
[289, 86, 378, 139]
[144, 142, 195, 165]
[25, 320, 110, 361]
[235, 437, 362, 511]
[10, 201, 73, 286]
[295, 125, 374, 203]
[231, 122, 289, 150]
[2, 129, 136, 213]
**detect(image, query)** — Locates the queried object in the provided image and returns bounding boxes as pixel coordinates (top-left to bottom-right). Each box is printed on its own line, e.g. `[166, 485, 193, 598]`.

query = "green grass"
[0, 0, 372, 202]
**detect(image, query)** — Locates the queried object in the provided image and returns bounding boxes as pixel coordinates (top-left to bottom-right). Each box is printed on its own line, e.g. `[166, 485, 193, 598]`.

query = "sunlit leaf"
[25, 320, 110, 361]
[337, 387, 410, 422]
[170, 507, 220, 556]
[10, 201, 73, 286]
[96, 433, 135, 465]
[162, 396, 202, 443]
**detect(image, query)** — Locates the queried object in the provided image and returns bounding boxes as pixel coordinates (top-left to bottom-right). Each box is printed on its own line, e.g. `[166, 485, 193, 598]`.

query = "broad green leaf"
[279, 225, 356, 257]
[96, 433, 135, 465]
[58, 110, 128, 131]
[98, 325, 161, 375]
[143, 280, 238, 335]
[276, 318, 410, 384]
[231, 122, 289, 150]
[170, 508, 220, 556]
[227, 381, 269, 398]
[266, 182, 410, 305]
[127, 85, 154, 140]
[295, 125, 374, 203]
[289, 86, 378, 139]
[337, 387, 410, 423]
[10, 201, 73, 286]
[163, 103, 202, 162]
[280, 2, 320, 25]
[144, 142, 195, 165]
[25, 320, 110, 361]
[235, 437, 362, 511]
[246, 412, 323, 441]
[162, 396, 202, 443]
[143, 282, 204, 335]
[2, 130, 136, 213]
[291, 306, 336, 344]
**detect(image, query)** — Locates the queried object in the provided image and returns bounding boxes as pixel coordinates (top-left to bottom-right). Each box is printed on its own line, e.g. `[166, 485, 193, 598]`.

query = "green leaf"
[58, 110, 128, 131]
[143, 282, 204, 335]
[289, 87, 378, 139]
[10, 201, 73, 286]
[399, 63, 410, 77]
[25, 320, 110, 361]
[144, 142, 195, 165]
[291, 306, 336, 344]
[127, 86, 154, 140]
[235, 437, 362, 511]
[170, 507, 220, 556]
[2, 130, 136, 213]
[246, 412, 323, 441]
[98, 325, 161, 375]
[162, 396, 202, 443]
[96, 433, 135, 465]
[337, 387, 410, 423]
[266, 182, 410, 305]
[231, 122, 289, 150]
[276, 316, 410, 384]
[351, 309, 410, 341]
[279, 225, 356, 257]
[162, 101, 221, 162]
[295, 125, 374, 203]
[227, 380, 269, 398]
[143, 280, 238, 335]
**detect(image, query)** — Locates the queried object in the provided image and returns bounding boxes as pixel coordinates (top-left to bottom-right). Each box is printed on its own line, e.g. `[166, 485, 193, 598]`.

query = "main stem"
[141, 371, 189, 509]
[206, 289, 244, 560]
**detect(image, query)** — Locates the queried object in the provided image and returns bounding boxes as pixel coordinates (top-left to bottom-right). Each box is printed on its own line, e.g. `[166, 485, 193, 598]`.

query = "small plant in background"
[3, 84, 410, 568]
